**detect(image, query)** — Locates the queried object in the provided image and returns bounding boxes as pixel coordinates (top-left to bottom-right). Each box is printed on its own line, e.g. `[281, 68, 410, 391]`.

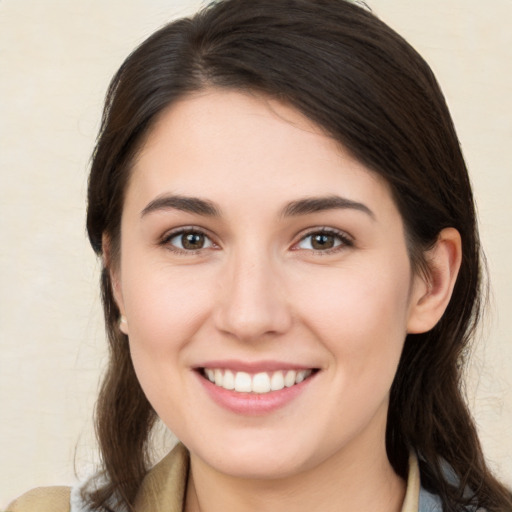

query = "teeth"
[223, 369, 235, 390]
[296, 370, 308, 384]
[203, 368, 314, 394]
[284, 370, 296, 387]
[234, 371, 252, 392]
[252, 372, 271, 393]
[270, 371, 284, 391]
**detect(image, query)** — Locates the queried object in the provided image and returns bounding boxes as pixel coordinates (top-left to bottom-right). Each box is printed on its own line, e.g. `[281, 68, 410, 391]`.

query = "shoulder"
[6, 486, 71, 512]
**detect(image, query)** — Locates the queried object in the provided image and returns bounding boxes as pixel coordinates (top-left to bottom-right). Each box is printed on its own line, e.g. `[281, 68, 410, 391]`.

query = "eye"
[165, 229, 215, 251]
[295, 229, 352, 252]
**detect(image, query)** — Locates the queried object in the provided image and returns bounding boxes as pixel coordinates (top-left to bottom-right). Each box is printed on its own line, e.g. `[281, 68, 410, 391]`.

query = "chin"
[187, 431, 325, 480]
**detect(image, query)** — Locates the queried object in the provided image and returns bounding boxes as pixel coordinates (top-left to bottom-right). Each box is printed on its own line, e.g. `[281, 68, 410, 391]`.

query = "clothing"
[7, 443, 447, 512]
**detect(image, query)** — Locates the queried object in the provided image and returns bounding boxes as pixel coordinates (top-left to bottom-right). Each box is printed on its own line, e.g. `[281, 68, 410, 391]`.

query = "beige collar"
[402, 452, 421, 512]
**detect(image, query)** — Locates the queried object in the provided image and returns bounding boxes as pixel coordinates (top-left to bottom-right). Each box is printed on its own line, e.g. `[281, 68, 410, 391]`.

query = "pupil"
[312, 234, 334, 250]
[183, 232, 204, 249]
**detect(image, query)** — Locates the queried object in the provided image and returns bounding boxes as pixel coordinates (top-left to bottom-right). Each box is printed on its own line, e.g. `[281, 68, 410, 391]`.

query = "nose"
[213, 250, 293, 342]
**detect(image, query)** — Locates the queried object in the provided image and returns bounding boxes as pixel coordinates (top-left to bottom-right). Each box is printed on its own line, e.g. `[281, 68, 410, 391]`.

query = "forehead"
[128, 89, 395, 218]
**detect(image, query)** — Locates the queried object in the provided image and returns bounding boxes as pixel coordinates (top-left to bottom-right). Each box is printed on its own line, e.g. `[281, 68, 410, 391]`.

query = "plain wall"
[1, 0, 511, 505]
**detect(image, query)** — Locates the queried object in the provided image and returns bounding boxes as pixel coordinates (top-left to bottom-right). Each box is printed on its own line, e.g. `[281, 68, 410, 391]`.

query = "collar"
[402, 451, 421, 512]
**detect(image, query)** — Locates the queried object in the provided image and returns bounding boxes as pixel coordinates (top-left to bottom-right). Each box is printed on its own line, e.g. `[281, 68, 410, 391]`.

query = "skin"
[110, 89, 461, 512]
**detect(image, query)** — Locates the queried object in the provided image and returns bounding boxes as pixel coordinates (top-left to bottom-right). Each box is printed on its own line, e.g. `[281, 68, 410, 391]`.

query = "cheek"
[120, 256, 215, 360]
[298, 260, 410, 332]
[293, 262, 411, 433]
[120, 263, 216, 424]
[292, 256, 412, 377]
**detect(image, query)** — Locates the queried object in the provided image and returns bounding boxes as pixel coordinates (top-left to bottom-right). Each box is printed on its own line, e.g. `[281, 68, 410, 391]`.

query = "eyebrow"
[140, 193, 375, 220]
[141, 194, 221, 218]
[281, 195, 375, 220]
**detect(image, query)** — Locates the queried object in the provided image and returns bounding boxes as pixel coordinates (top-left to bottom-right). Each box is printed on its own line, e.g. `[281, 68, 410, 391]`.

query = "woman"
[8, 0, 512, 511]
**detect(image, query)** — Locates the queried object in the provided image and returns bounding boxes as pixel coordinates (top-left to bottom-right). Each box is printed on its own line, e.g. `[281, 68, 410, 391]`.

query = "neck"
[184, 421, 405, 512]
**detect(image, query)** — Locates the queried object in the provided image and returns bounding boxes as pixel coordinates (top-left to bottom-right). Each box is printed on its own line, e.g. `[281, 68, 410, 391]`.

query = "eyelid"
[160, 226, 219, 254]
[291, 227, 354, 253]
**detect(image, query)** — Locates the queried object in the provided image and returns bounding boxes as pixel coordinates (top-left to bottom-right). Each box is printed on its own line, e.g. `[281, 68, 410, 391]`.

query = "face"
[113, 89, 427, 480]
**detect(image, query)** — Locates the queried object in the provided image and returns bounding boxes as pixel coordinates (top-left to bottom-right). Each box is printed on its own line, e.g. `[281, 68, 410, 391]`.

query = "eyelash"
[292, 228, 354, 254]
[160, 227, 353, 255]
[160, 227, 218, 255]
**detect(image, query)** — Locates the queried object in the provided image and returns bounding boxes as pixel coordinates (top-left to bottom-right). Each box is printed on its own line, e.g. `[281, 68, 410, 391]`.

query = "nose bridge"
[214, 244, 291, 341]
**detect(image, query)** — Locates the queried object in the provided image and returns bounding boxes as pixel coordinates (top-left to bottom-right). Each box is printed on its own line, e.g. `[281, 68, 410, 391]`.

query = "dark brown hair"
[86, 1, 512, 510]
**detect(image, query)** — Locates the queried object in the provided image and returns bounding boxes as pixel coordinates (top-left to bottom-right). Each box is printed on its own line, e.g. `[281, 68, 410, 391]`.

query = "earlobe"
[119, 315, 129, 335]
[407, 228, 462, 334]
[102, 233, 129, 335]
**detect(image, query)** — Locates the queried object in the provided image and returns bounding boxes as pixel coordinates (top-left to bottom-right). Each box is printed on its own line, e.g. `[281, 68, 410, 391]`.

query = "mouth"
[198, 367, 319, 394]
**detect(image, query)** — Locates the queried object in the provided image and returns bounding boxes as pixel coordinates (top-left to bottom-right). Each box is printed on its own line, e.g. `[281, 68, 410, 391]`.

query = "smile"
[201, 368, 315, 394]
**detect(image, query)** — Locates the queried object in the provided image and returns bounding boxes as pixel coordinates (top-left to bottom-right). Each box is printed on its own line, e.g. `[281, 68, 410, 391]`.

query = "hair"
[85, 1, 512, 511]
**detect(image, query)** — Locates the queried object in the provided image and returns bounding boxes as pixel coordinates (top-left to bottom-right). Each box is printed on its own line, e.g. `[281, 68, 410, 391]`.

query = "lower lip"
[196, 372, 316, 415]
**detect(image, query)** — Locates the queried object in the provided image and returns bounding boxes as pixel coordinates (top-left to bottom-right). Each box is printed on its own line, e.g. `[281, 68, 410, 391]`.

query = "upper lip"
[194, 359, 318, 373]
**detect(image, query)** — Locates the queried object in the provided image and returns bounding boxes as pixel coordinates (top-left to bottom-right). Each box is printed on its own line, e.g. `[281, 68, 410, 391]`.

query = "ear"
[102, 233, 129, 335]
[407, 227, 462, 334]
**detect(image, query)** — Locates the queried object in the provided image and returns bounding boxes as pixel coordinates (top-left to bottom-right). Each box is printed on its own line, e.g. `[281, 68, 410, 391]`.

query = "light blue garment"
[419, 486, 444, 511]
[417, 458, 484, 512]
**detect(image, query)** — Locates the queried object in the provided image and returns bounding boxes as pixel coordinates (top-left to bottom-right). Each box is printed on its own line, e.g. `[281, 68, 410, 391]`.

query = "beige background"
[1, 0, 511, 506]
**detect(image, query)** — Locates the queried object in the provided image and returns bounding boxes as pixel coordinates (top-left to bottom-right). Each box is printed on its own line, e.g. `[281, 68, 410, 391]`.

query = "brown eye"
[168, 230, 213, 251]
[311, 233, 336, 250]
[182, 232, 205, 249]
[296, 230, 351, 252]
